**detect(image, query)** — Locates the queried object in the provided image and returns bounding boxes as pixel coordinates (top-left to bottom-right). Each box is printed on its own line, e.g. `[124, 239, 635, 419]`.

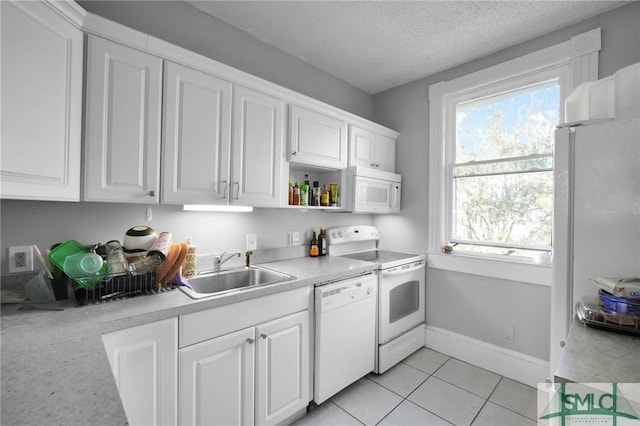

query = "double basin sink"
[179, 265, 295, 299]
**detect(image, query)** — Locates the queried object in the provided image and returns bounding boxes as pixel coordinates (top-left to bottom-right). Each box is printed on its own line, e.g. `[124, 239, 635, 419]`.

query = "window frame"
[448, 71, 560, 253]
[427, 29, 601, 286]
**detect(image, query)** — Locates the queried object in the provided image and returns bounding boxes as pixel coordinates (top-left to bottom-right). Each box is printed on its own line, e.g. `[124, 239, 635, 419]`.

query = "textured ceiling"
[185, 1, 628, 94]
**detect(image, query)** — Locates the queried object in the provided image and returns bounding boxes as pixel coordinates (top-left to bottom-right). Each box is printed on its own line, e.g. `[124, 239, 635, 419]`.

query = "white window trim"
[428, 28, 601, 286]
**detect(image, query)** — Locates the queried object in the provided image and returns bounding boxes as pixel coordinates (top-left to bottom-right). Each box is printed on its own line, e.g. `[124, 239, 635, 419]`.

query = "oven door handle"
[381, 262, 424, 276]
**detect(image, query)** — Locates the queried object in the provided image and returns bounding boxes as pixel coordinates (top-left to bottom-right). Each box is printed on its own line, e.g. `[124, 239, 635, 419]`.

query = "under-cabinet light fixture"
[183, 205, 253, 213]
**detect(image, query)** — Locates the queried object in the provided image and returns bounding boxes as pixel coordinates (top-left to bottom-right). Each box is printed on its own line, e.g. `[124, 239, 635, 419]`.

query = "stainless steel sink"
[179, 266, 295, 299]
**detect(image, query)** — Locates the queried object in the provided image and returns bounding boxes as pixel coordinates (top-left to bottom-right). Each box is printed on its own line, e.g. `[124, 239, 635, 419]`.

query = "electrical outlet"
[8, 245, 34, 273]
[503, 324, 515, 340]
[288, 231, 300, 246]
[246, 234, 257, 251]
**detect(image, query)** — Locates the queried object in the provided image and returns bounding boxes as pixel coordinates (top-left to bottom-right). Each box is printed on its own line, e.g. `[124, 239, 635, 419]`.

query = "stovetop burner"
[327, 225, 425, 269]
[340, 250, 420, 266]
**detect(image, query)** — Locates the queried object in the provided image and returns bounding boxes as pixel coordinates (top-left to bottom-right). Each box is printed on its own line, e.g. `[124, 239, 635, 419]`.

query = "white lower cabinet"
[179, 310, 309, 426]
[255, 311, 309, 426]
[179, 327, 255, 426]
[102, 318, 178, 426]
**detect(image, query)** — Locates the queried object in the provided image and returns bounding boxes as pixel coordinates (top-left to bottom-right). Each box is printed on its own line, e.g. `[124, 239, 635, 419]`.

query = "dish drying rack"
[66, 272, 173, 306]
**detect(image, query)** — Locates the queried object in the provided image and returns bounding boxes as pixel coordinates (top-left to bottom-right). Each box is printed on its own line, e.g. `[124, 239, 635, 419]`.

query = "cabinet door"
[374, 134, 396, 172]
[102, 318, 178, 426]
[256, 311, 309, 426]
[349, 125, 376, 168]
[289, 105, 347, 169]
[162, 62, 232, 204]
[84, 36, 162, 203]
[233, 86, 285, 207]
[0, 0, 82, 201]
[179, 327, 255, 426]
[349, 125, 396, 172]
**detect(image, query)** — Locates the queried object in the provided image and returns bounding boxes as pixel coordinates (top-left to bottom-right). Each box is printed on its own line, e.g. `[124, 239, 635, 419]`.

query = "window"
[428, 28, 600, 283]
[451, 80, 559, 258]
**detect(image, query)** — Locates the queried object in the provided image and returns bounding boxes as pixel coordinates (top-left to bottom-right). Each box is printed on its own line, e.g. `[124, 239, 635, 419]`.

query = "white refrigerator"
[550, 117, 640, 376]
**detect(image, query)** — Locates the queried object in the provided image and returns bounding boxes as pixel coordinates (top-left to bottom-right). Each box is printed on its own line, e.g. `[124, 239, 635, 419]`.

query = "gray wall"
[78, 0, 373, 120]
[0, 201, 368, 274]
[372, 2, 640, 360]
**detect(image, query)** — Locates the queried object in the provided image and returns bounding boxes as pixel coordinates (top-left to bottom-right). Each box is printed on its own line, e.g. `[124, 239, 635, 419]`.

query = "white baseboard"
[425, 325, 549, 388]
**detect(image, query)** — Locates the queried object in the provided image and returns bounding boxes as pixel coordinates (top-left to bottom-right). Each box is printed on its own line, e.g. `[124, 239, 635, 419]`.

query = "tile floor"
[292, 348, 538, 426]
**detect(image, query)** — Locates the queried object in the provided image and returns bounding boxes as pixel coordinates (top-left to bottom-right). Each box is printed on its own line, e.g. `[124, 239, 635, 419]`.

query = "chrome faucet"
[213, 251, 241, 271]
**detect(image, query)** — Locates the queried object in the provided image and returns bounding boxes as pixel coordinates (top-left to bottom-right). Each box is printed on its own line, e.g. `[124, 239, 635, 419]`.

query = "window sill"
[426, 252, 552, 287]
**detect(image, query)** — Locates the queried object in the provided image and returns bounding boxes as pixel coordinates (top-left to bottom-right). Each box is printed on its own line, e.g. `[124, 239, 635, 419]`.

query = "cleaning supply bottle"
[182, 237, 197, 278]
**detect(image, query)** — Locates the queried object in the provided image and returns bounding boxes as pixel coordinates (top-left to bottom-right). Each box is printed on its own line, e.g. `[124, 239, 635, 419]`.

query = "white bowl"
[123, 226, 157, 253]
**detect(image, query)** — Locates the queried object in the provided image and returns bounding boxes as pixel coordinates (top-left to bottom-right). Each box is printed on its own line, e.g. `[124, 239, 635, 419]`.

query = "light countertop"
[1, 255, 376, 425]
[554, 320, 640, 383]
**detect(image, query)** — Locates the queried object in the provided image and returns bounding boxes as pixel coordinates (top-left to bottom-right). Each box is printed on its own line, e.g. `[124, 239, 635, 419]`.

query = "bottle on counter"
[320, 184, 330, 207]
[182, 237, 197, 278]
[309, 229, 319, 257]
[318, 227, 327, 256]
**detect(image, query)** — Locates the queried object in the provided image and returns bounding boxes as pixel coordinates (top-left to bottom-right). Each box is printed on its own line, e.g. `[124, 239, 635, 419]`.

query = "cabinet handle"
[246, 337, 255, 344]
[148, 190, 156, 197]
[370, 163, 376, 167]
[559, 340, 566, 348]
[221, 180, 228, 199]
[234, 182, 240, 200]
[260, 333, 268, 339]
[292, 151, 297, 156]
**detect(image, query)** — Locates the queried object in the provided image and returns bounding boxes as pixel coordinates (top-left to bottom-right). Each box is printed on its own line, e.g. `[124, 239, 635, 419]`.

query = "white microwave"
[346, 167, 401, 214]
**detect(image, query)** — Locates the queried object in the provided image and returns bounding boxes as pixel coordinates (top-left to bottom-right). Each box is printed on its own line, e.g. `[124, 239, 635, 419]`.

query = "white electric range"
[327, 225, 426, 374]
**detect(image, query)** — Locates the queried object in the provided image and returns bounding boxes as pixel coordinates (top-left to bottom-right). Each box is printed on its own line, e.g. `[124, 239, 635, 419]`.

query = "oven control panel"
[327, 225, 379, 245]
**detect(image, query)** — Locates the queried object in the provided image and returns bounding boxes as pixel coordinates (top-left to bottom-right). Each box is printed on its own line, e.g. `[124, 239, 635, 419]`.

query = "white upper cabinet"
[349, 125, 396, 172]
[84, 35, 163, 203]
[0, 0, 83, 201]
[374, 133, 397, 172]
[161, 63, 284, 207]
[233, 86, 285, 207]
[289, 105, 348, 169]
[161, 61, 232, 205]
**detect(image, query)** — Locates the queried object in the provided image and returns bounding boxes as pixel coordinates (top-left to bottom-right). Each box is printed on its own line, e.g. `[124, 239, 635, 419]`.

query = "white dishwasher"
[314, 272, 377, 404]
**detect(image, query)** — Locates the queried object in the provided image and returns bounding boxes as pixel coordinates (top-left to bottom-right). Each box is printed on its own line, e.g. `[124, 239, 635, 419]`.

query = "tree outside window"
[451, 81, 559, 258]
